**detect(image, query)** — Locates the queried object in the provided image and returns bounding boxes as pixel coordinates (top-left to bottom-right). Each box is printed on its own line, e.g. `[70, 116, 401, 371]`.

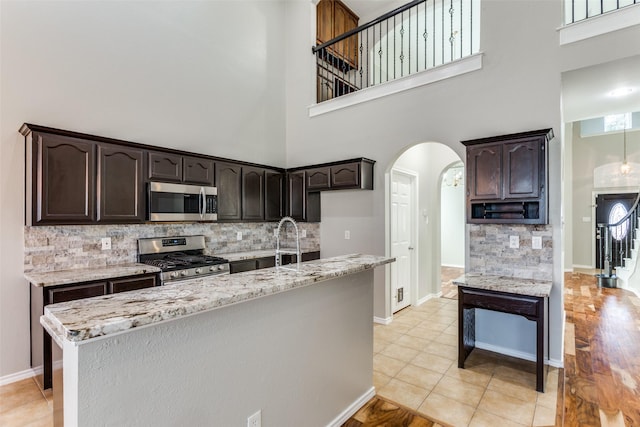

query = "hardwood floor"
[563, 272, 640, 426]
[3, 271, 640, 426]
[343, 395, 445, 427]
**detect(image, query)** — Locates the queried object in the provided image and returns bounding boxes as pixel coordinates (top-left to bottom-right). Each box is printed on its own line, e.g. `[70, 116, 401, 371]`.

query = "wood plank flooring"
[343, 395, 446, 427]
[563, 272, 640, 426]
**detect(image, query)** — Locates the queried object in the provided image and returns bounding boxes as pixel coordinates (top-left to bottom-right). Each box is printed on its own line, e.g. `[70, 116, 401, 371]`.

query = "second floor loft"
[313, 0, 640, 108]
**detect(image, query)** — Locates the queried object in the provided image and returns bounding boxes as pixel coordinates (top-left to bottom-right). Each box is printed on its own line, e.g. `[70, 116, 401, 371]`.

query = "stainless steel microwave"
[148, 182, 217, 222]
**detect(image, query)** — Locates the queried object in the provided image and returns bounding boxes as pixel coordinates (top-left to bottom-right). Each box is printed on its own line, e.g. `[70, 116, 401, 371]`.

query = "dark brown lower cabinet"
[230, 252, 319, 274]
[281, 251, 321, 265]
[32, 273, 158, 390]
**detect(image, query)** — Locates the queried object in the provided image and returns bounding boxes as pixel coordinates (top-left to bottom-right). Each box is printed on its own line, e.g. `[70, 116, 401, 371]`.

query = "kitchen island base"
[52, 270, 375, 426]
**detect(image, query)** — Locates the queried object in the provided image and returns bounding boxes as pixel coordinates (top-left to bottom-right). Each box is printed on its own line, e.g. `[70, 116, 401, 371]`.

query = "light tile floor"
[374, 297, 559, 427]
[0, 376, 52, 426]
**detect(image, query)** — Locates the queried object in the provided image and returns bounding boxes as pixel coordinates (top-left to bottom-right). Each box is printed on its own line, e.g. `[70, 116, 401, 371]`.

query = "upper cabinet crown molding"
[462, 129, 553, 225]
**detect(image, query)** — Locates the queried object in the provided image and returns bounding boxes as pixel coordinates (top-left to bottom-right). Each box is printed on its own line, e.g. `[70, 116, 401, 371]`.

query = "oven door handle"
[199, 187, 205, 219]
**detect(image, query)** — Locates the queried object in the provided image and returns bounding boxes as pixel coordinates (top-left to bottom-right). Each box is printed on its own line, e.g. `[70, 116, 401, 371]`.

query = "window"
[609, 202, 630, 241]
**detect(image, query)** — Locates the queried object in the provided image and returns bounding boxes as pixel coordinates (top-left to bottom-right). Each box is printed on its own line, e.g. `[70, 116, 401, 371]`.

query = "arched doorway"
[386, 142, 464, 315]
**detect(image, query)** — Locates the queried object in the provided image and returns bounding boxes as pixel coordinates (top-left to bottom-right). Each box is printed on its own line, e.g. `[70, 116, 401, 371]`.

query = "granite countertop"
[25, 263, 162, 288]
[41, 254, 393, 344]
[221, 247, 320, 262]
[452, 273, 552, 297]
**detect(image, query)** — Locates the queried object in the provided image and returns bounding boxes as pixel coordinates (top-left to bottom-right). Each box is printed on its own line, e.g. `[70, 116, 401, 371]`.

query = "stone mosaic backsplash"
[24, 222, 320, 273]
[468, 224, 553, 281]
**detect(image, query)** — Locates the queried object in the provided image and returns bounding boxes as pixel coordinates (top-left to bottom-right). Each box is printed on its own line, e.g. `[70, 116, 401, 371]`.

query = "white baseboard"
[474, 342, 563, 368]
[373, 316, 392, 325]
[416, 293, 439, 306]
[0, 366, 42, 387]
[441, 264, 464, 269]
[572, 264, 594, 270]
[327, 386, 375, 427]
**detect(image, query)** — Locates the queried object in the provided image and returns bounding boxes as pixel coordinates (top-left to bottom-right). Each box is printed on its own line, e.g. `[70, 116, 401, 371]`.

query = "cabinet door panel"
[265, 171, 284, 221]
[331, 163, 360, 188]
[183, 156, 215, 186]
[242, 167, 265, 220]
[503, 139, 540, 199]
[287, 172, 306, 221]
[316, 0, 334, 44]
[98, 144, 145, 222]
[48, 282, 107, 304]
[257, 256, 276, 269]
[216, 162, 242, 220]
[148, 151, 182, 182]
[36, 133, 96, 224]
[229, 259, 257, 274]
[109, 275, 156, 293]
[307, 167, 331, 190]
[467, 145, 501, 200]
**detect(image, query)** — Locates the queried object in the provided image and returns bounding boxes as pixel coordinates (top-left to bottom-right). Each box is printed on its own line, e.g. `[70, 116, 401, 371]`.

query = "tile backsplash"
[24, 222, 320, 273]
[469, 224, 553, 281]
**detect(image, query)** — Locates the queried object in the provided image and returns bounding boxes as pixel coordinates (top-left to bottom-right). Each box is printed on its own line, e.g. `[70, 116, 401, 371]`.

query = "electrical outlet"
[344, 230, 351, 240]
[509, 235, 519, 249]
[247, 410, 261, 427]
[237, 232, 243, 241]
[273, 228, 278, 237]
[532, 236, 542, 250]
[101, 237, 111, 250]
[301, 229, 307, 238]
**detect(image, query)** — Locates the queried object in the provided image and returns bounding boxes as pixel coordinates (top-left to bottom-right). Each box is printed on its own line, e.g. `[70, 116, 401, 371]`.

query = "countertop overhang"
[41, 254, 393, 344]
[25, 263, 162, 288]
[452, 273, 552, 297]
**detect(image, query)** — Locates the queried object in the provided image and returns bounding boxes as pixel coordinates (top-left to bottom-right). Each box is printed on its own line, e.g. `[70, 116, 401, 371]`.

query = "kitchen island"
[41, 254, 393, 426]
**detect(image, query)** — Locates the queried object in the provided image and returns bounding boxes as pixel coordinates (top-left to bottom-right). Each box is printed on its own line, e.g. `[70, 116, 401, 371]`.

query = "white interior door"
[390, 169, 415, 313]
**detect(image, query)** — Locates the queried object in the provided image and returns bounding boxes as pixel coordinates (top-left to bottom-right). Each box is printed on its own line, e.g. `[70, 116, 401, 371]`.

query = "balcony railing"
[565, 0, 639, 24]
[313, 0, 480, 103]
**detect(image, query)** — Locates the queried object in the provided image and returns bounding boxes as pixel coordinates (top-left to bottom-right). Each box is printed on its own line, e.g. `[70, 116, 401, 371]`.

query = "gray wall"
[0, 1, 288, 379]
[394, 143, 462, 300]
[64, 271, 374, 426]
[571, 123, 640, 268]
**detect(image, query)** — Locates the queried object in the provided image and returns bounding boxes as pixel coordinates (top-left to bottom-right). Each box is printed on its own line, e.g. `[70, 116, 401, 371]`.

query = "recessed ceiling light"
[609, 87, 634, 97]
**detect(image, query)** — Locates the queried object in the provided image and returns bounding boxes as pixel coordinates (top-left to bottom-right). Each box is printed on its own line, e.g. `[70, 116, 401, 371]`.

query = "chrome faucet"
[275, 216, 301, 270]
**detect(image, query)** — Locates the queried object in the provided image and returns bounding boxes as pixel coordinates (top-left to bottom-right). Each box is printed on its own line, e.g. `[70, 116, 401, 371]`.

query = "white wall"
[440, 166, 465, 268]
[0, 1, 287, 379]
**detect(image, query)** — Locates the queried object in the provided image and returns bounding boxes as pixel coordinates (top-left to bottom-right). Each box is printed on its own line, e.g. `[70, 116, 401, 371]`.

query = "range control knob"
[209, 266, 216, 272]
[170, 272, 179, 278]
[218, 265, 225, 271]
[181, 270, 189, 276]
[195, 268, 202, 274]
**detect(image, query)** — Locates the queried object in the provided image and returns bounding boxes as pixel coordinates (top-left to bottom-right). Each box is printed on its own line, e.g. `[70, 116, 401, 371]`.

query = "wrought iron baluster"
[400, 12, 405, 77]
[460, 0, 463, 58]
[394, 15, 396, 80]
[424, 1, 427, 70]
[449, 0, 454, 62]
[379, 21, 383, 85]
[386, 19, 389, 82]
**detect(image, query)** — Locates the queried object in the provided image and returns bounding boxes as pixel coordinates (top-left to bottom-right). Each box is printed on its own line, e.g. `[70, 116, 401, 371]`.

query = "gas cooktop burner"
[138, 236, 230, 284]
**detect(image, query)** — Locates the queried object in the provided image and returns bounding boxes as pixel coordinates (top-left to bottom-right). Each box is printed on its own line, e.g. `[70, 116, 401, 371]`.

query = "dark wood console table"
[453, 274, 552, 392]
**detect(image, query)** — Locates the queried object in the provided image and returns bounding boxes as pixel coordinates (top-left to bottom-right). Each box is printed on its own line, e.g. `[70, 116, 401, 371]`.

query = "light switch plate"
[532, 236, 542, 249]
[509, 235, 519, 249]
[237, 231, 242, 241]
[301, 229, 307, 238]
[344, 230, 351, 240]
[101, 237, 111, 250]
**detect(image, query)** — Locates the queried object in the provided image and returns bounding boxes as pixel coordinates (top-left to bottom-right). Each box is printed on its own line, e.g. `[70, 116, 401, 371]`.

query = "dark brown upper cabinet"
[97, 144, 145, 223]
[331, 162, 361, 188]
[148, 152, 214, 186]
[462, 129, 553, 225]
[216, 162, 242, 220]
[306, 167, 331, 190]
[265, 170, 285, 221]
[183, 156, 215, 186]
[242, 166, 265, 221]
[148, 151, 182, 182]
[25, 131, 96, 225]
[287, 171, 306, 221]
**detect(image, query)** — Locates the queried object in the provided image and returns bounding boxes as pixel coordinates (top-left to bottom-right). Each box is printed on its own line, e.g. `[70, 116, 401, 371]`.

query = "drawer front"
[230, 259, 258, 274]
[461, 288, 540, 318]
[48, 282, 107, 304]
[109, 275, 157, 294]
[256, 256, 276, 269]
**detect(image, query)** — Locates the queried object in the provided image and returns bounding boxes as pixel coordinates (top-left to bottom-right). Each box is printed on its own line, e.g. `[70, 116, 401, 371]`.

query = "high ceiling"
[342, 0, 401, 22]
[562, 55, 640, 123]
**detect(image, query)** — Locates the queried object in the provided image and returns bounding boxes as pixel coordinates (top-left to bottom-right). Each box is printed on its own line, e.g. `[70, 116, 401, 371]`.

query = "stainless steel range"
[138, 235, 229, 284]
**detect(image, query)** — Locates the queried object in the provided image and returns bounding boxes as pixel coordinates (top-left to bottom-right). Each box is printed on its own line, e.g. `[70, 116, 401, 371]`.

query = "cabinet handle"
[199, 187, 205, 219]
